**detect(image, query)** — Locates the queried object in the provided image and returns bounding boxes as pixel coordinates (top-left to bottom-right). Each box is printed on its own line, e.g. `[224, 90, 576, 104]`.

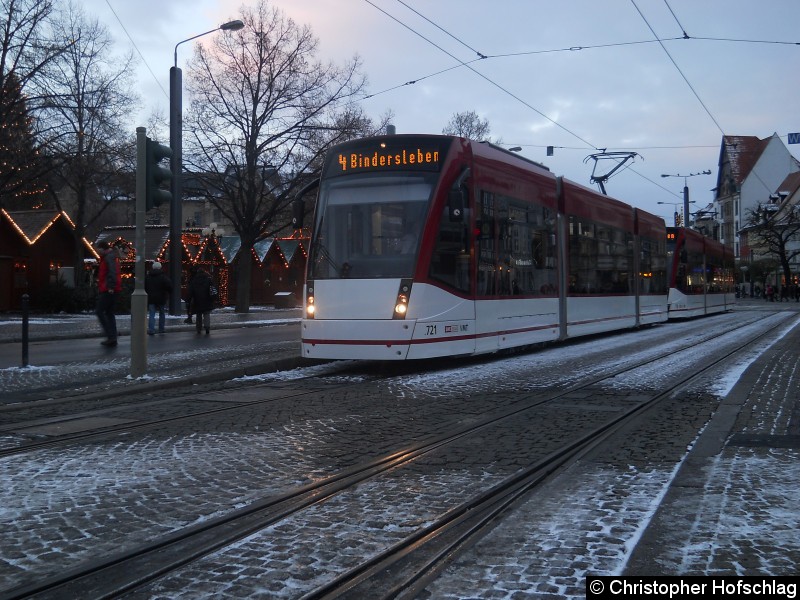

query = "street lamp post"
[660, 170, 711, 229]
[168, 19, 244, 315]
[657, 200, 695, 227]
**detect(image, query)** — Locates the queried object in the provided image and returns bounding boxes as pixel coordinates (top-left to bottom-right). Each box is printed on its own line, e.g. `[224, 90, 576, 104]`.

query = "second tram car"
[300, 134, 677, 360]
[665, 226, 735, 318]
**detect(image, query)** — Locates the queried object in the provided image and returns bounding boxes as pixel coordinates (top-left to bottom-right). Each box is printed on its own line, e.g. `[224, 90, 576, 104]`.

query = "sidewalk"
[624, 309, 800, 575]
[0, 306, 303, 344]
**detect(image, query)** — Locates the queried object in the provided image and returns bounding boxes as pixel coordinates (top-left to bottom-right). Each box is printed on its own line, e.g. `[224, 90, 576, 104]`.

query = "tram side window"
[639, 236, 668, 295]
[429, 205, 471, 293]
[569, 216, 632, 295]
[507, 201, 557, 296]
[707, 258, 733, 293]
[476, 191, 498, 296]
[476, 191, 558, 297]
[683, 250, 705, 294]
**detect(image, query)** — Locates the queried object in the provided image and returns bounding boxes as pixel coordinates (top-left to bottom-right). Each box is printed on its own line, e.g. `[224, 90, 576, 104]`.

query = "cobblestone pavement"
[420, 307, 800, 598]
[0, 301, 798, 598]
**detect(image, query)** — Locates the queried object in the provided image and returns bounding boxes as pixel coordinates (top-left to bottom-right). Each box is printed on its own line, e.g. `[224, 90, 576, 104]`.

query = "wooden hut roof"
[253, 238, 275, 263]
[3, 209, 96, 256]
[95, 225, 170, 261]
[277, 239, 302, 264]
[216, 235, 241, 263]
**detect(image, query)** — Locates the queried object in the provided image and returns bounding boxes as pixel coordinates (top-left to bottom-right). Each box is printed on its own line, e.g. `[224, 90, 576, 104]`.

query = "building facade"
[713, 133, 800, 259]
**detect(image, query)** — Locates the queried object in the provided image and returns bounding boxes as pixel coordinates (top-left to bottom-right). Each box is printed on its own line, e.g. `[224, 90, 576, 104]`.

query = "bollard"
[21, 293, 29, 368]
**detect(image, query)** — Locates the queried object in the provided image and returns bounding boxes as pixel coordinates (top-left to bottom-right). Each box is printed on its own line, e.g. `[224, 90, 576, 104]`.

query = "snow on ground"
[2, 311, 797, 596]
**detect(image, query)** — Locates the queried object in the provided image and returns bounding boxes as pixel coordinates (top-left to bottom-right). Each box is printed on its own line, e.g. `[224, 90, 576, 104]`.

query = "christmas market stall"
[0, 209, 95, 311]
[95, 225, 171, 279]
[224, 235, 308, 307]
[183, 228, 229, 306]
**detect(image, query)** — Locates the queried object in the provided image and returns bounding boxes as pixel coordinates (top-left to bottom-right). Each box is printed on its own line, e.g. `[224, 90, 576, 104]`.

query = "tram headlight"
[305, 285, 315, 319]
[393, 279, 413, 320]
[394, 295, 408, 316]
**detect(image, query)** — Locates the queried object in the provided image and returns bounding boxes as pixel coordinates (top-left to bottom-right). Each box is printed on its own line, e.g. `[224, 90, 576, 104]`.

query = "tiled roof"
[776, 171, 800, 198]
[721, 135, 770, 186]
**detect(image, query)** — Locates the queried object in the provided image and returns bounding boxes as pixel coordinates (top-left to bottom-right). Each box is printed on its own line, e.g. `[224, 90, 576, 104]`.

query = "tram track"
[301, 314, 794, 599]
[0, 312, 774, 459]
[1, 312, 791, 599]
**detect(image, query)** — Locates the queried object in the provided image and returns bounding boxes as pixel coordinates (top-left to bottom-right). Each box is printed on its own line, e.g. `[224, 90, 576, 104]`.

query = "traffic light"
[145, 137, 173, 210]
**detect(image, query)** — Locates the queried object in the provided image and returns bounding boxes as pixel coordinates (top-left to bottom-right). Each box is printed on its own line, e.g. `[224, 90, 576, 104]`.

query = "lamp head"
[220, 20, 244, 31]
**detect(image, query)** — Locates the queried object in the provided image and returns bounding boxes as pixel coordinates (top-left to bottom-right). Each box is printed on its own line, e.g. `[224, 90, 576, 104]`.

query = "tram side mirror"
[448, 167, 470, 222]
[448, 188, 465, 222]
[291, 177, 320, 231]
[292, 198, 305, 230]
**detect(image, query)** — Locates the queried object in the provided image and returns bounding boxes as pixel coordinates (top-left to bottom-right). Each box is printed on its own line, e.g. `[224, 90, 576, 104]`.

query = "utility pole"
[132, 127, 148, 377]
[660, 170, 711, 228]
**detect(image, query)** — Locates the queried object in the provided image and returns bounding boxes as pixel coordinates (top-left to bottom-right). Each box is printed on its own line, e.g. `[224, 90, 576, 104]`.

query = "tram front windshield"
[309, 174, 434, 279]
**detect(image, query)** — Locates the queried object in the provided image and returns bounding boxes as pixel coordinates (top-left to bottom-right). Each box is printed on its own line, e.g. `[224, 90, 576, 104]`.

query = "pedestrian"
[145, 262, 172, 335]
[780, 285, 789, 302]
[95, 240, 122, 347]
[183, 265, 197, 324]
[766, 284, 773, 302]
[795, 284, 800, 303]
[186, 267, 215, 335]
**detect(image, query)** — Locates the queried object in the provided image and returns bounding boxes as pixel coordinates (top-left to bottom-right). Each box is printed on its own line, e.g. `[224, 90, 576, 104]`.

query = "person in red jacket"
[96, 240, 122, 346]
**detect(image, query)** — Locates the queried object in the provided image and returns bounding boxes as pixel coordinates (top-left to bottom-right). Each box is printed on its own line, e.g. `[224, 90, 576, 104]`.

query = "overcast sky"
[82, 0, 800, 223]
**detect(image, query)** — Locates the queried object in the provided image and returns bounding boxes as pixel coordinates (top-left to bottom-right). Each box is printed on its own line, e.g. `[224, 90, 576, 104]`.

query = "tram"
[665, 226, 735, 318]
[299, 134, 674, 360]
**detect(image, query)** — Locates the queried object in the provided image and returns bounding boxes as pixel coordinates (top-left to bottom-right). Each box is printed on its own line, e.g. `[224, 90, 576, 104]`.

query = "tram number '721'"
[423, 323, 470, 336]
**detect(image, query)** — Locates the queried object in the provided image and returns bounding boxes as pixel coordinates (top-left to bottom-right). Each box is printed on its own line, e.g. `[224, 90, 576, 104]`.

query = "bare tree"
[744, 201, 800, 290]
[442, 110, 492, 141]
[0, 0, 62, 208]
[184, 0, 385, 312]
[32, 0, 139, 279]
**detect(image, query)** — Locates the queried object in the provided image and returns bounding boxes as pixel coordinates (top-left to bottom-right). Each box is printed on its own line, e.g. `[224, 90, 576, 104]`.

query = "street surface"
[0, 308, 303, 402]
[1, 301, 799, 598]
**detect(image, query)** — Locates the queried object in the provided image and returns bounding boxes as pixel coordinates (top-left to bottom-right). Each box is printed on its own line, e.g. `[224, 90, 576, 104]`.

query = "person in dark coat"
[186, 268, 215, 335]
[145, 262, 172, 335]
[183, 265, 198, 324]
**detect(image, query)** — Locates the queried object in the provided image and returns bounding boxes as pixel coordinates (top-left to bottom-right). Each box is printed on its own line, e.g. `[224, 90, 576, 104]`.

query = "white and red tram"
[665, 226, 735, 318]
[300, 134, 671, 360]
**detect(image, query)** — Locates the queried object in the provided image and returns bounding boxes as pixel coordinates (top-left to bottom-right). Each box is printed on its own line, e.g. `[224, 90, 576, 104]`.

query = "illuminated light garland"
[83, 226, 309, 306]
[2, 209, 100, 263]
